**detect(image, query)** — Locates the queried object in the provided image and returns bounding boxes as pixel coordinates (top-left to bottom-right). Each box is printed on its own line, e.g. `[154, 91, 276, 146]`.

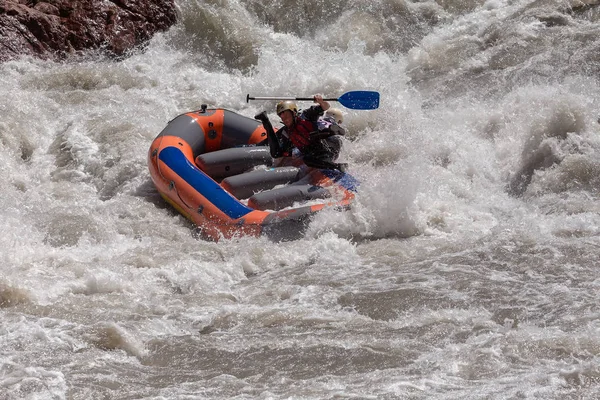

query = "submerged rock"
[0, 0, 177, 62]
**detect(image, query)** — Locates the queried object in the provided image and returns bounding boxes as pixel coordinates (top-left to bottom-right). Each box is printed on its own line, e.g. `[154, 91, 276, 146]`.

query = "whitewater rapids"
[1, 0, 599, 398]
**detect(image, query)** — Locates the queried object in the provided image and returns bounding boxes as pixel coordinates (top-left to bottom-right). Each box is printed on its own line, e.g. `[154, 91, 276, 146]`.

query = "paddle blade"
[337, 91, 380, 110]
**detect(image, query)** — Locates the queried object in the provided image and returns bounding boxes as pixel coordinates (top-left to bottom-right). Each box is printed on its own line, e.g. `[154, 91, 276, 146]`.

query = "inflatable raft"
[148, 106, 358, 241]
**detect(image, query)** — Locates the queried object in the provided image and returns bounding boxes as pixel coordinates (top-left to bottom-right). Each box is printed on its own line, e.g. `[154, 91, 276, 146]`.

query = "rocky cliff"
[0, 0, 177, 62]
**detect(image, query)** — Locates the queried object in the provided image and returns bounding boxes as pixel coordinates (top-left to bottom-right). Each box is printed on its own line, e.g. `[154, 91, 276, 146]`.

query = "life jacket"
[282, 111, 345, 153]
[286, 117, 316, 151]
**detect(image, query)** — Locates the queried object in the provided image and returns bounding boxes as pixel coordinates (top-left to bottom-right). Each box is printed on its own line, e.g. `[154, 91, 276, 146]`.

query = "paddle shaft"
[246, 91, 379, 110]
[247, 95, 337, 102]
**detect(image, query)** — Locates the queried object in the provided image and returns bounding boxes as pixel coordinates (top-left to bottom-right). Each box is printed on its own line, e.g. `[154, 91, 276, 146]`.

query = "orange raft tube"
[148, 106, 358, 241]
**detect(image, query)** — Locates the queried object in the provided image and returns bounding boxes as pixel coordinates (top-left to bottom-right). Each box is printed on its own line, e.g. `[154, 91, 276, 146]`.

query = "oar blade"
[337, 91, 380, 110]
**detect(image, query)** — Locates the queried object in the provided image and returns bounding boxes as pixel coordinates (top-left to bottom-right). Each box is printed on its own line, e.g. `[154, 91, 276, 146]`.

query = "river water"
[1, 0, 600, 398]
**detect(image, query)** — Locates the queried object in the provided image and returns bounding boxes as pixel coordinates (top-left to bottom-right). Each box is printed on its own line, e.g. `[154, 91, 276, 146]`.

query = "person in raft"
[255, 95, 347, 172]
[324, 107, 344, 125]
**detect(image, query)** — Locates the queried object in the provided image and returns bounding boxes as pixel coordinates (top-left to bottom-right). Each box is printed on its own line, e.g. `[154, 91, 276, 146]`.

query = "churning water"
[1, 0, 600, 398]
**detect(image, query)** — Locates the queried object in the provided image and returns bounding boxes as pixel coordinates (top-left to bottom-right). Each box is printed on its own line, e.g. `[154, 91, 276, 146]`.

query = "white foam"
[1, 0, 600, 397]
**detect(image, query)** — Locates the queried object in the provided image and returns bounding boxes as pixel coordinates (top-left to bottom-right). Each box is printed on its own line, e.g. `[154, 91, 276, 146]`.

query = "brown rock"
[0, 0, 177, 62]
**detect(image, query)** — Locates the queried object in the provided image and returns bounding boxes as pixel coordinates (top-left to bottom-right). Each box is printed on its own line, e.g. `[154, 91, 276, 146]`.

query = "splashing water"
[1, 0, 600, 398]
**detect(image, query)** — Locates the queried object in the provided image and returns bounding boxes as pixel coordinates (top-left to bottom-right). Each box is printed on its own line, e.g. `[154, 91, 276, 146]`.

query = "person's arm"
[300, 95, 331, 121]
[255, 111, 287, 158]
[314, 94, 330, 111]
[310, 123, 345, 139]
[273, 128, 294, 157]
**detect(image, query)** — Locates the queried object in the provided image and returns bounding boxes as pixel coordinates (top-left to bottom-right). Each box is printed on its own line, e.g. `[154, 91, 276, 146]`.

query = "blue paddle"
[246, 90, 380, 110]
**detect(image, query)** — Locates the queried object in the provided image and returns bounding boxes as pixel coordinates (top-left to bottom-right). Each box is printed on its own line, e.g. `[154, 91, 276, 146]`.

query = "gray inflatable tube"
[248, 184, 331, 211]
[196, 147, 272, 180]
[221, 166, 301, 199]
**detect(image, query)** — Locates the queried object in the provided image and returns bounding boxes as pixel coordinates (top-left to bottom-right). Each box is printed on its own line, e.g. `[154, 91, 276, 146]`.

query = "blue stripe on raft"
[159, 147, 253, 220]
[321, 169, 360, 192]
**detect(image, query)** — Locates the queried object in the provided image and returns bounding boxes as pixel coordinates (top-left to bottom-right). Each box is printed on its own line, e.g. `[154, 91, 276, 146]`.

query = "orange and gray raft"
[148, 106, 358, 241]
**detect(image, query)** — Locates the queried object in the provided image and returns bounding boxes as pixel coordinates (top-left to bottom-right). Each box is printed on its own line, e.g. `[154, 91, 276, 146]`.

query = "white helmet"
[276, 100, 298, 116]
[325, 108, 343, 124]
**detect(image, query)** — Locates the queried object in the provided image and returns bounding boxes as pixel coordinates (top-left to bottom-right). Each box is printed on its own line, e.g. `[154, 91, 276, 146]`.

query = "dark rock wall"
[0, 0, 177, 62]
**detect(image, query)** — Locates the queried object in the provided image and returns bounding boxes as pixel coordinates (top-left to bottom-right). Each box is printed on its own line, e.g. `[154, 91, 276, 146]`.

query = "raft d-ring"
[197, 205, 204, 214]
[169, 181, 175, 190]
[152, 148, 158, 157]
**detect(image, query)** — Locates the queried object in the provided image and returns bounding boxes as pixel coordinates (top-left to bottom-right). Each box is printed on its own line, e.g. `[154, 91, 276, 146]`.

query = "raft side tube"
[221, 166, 301, 199]
[156, 114, 206, 155]
[221, 109, 269, 148]
[196, 147, 273, 181]
[158, 146, 254, 220]
[321, 168, 360, 192]
[248, 184, 331, 211]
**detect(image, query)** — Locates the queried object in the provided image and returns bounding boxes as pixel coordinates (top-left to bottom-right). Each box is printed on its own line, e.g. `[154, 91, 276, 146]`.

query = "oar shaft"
[246, 91, 379, 110]
[246, 95, 337, 102]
